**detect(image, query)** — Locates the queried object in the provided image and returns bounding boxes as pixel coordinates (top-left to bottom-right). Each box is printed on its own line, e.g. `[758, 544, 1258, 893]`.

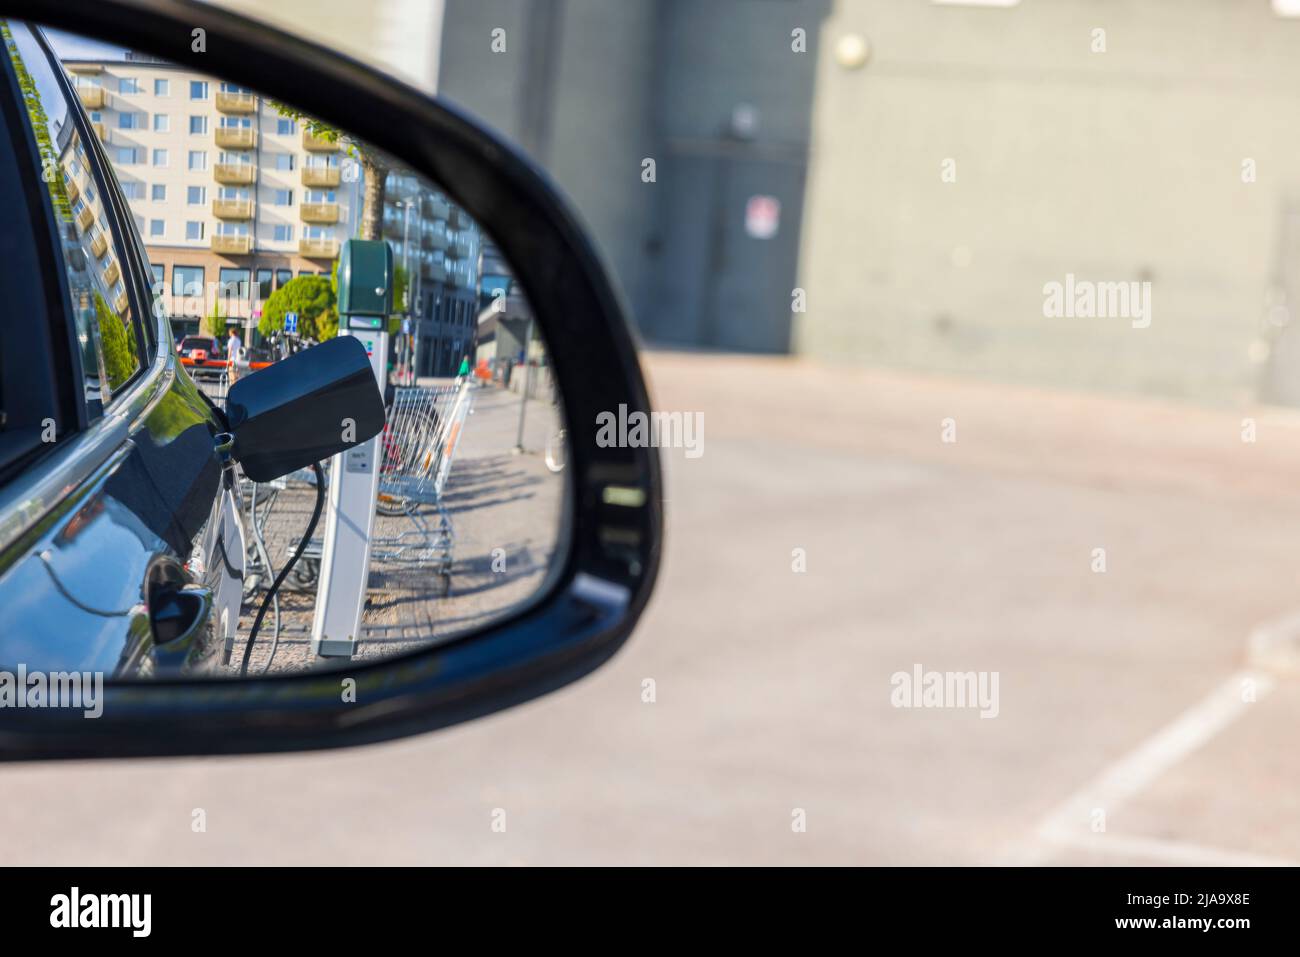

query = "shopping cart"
[192, 366, 230, 406]
[369, 380, 473, 584]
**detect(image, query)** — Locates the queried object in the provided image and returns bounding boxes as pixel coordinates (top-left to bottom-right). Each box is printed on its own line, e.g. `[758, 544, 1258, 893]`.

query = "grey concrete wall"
[796, 0, 1300, 404]
[437, 0, 1300, 404]
[439, 0, 661, 331]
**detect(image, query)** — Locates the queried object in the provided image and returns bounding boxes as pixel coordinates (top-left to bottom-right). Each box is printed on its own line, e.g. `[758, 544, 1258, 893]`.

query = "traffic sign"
[285, 312, 298, 336]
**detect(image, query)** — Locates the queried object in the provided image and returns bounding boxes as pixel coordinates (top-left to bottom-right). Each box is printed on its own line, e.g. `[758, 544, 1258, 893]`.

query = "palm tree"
[271, 103, 389, 240]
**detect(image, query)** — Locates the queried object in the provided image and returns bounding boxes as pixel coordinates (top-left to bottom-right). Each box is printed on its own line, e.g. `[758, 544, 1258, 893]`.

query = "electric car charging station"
[311, 239, 394, 659]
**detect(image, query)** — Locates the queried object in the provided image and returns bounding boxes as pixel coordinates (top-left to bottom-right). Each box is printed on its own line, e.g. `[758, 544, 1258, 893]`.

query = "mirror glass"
[4, 23, 569, 678]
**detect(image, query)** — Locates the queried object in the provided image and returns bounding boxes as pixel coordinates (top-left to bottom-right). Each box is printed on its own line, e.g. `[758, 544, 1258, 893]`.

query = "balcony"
[211, 234, 252, 255]
[65, 177, 80, 204]
[214, 127, 256, 149]
[426, 223, 449, 251]
[212, 198, 254, 220]
[76, 86, 106, 110]
[300, 202, 339, 224]
[299, 237, 339, 259]
[92, 122, 107, 142]
[114, 291, 129, 314]
[302, 166, 340, 188]
[213, 163, 255, 185]
[76, 206, 94, 232]
[215, 91, 256, 114]
[102, 260, 120, 287]
[90, 232, 108, 259]
[302, 130, 337, 152]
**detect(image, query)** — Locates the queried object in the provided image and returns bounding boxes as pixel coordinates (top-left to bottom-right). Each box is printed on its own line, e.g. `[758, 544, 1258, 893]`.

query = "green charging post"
[311, 239, 394, 659]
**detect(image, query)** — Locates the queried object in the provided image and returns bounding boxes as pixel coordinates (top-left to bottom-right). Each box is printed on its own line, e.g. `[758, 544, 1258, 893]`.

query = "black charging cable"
[240, 460, 326, 677]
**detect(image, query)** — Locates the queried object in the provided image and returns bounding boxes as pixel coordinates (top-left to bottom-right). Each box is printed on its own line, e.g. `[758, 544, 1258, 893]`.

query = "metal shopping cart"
[192, 367, 230, 406]
[368, 381, 473, 588]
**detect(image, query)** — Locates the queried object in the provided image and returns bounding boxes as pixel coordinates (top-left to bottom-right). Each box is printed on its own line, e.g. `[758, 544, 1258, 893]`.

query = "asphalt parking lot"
[3, 350, 1299, 865]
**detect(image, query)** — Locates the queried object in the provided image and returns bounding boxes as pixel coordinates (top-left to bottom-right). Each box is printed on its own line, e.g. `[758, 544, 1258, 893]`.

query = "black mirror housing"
[0, 0, 661, 761]
[225, 335, 385, 482]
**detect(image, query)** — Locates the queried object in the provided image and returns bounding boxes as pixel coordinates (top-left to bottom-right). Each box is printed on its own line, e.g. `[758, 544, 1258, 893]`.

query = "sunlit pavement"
[4, 350, 1300, 865]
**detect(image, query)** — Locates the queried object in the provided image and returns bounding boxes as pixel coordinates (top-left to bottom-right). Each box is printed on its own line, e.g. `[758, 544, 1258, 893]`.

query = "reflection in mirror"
[34, 26, 569, 678]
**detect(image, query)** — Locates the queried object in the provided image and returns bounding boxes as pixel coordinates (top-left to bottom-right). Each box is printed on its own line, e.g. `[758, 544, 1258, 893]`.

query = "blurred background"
[6, 0, 1300, 865]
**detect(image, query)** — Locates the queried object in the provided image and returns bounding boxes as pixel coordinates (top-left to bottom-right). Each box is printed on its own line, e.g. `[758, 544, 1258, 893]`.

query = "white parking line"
[1009, 668, 1279, 865]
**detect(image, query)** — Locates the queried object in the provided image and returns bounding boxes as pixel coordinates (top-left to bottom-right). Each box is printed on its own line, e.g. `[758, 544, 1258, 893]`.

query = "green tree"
[258, 275, 336, 341]
[203, 297, 225, 339]
[271, 104, 389, 241]
[94, 293, 135, 391]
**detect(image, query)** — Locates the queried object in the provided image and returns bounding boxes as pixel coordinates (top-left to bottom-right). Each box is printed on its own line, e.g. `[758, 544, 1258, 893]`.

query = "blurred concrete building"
[434, 0, 1300, 405]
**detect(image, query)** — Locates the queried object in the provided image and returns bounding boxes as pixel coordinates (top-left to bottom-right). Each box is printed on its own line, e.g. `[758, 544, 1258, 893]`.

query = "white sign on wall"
[745, 195, 781, 240]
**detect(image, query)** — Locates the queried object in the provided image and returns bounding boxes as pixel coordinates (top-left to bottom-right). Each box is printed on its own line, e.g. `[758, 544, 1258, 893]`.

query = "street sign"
[284, 312, 298, 336]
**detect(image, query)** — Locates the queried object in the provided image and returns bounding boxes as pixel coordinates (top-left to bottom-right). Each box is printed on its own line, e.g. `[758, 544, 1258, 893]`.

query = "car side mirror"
[225, 335, 385, 483]
[0, 1, 660, 761]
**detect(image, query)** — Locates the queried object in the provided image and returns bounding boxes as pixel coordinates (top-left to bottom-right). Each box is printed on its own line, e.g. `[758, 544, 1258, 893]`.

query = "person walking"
[226, 328, 243, 384]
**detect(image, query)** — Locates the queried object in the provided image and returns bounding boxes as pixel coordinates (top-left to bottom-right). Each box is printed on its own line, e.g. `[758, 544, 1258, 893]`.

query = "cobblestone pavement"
[223, 380, 566, 675]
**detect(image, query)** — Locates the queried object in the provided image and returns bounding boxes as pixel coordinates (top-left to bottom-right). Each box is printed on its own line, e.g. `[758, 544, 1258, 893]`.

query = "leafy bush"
[257, 275, 337, 341]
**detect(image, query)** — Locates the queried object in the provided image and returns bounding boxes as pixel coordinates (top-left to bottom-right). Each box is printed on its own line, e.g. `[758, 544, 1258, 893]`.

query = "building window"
[120, 181, 144, 199]
[118, 112, 140, 130]
[272, 224, 293, 243]
[152, 148, 168, 167]
[149, 219, 164, 237]
[189, 80, 208, 100]
[276, 118, 295, 135]
[218, 267, 252, 300]
[219, 115, 252, 129]
[273, 189, 292, 206]
[185, 221, 204, 241]
[187, 150, 207, 171]
[153, 78, 169, 96]
[118, 76, 139, 94]
[115, 146, 140, 165]
[304, 188, 336, 203]
[303, 225, 334, 240]
[151, 263, 165, 287]
[189, 115, 207, 135]
[187, 186, 207, 205]
[273, 153, 294, 171]
[217, 222, 249, 237]
[256, 268, 273, 299]
[172, 265, 203, 297]
[153, 113, 169, 132]
[275, 269, 292, 289]
[151, 183, 166, 201]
